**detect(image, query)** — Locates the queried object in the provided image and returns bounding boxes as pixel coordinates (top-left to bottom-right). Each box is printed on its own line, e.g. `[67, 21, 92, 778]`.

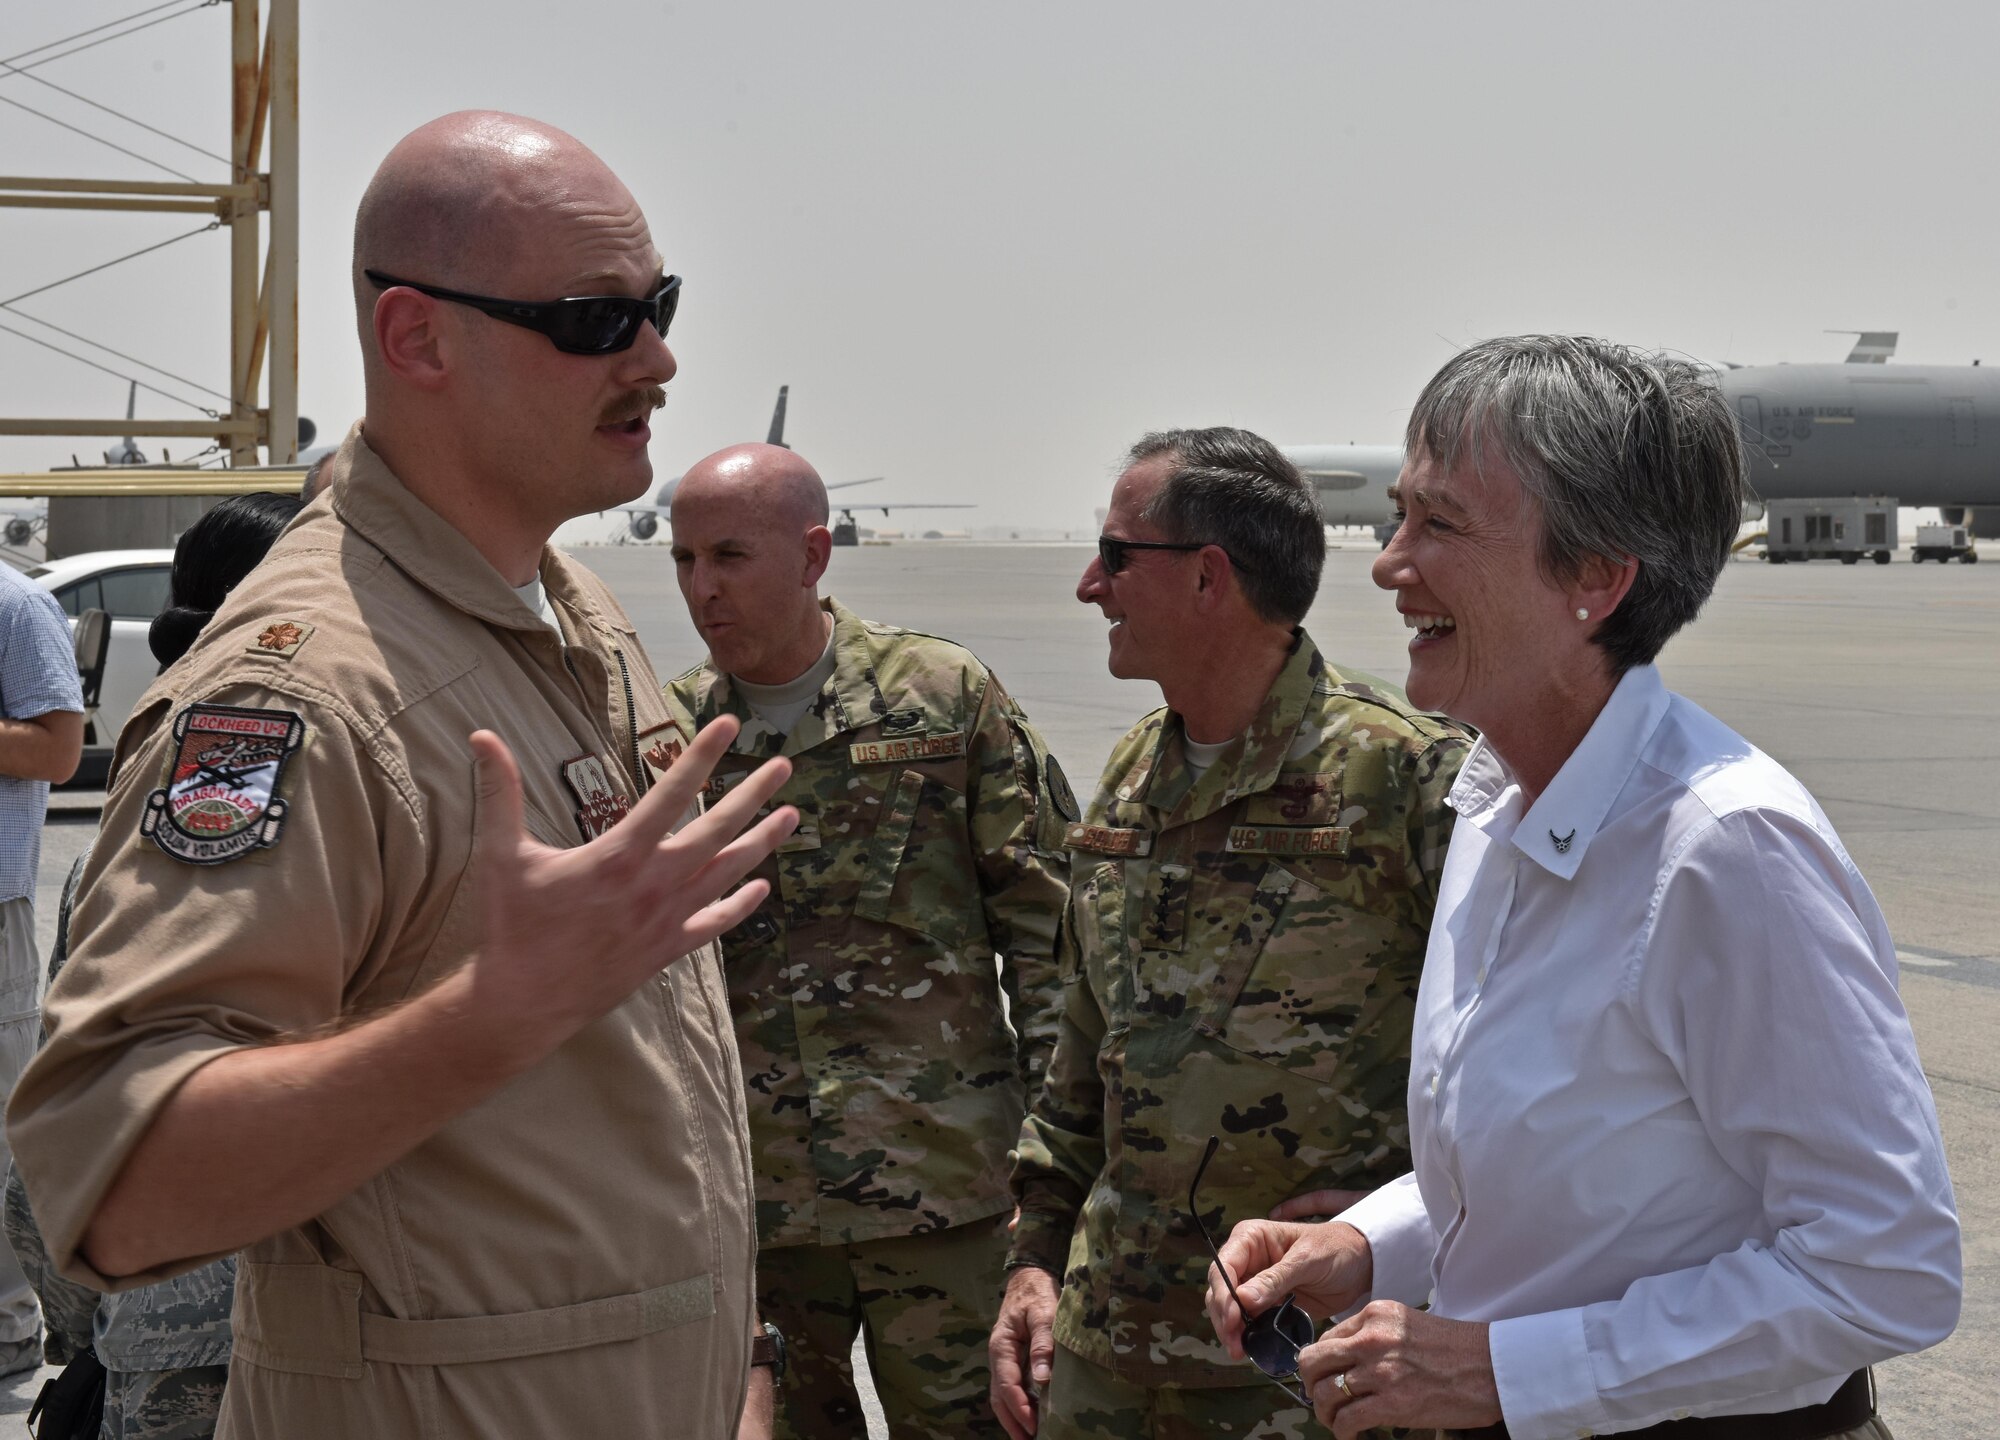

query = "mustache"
[599, 386, 667, 427]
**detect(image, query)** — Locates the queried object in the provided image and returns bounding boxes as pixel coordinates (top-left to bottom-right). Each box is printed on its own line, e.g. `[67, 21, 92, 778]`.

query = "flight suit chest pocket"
[853, 766, 976, 949]
[1200, 865, 1377, 1087]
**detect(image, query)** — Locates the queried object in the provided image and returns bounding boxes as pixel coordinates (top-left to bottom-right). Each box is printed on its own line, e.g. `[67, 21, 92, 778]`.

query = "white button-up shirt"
[1339, 664, 1960, 1440]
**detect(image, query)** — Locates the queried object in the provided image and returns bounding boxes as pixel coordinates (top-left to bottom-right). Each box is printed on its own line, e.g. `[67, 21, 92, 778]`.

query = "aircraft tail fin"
[104, 381, 145, 466]
[767, 385, 790, 447]
[1828, 330, 1898, 364]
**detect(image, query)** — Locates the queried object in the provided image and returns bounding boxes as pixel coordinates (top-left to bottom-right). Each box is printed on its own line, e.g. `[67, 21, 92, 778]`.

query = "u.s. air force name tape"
[1225, 825, 1351, 857]
[848, 732, 965, 765]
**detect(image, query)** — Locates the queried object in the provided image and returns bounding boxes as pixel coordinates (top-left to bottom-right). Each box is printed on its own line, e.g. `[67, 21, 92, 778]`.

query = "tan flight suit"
[6, 430, 757, 1439]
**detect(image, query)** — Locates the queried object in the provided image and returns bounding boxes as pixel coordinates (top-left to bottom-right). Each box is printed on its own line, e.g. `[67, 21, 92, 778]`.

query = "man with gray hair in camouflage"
[664, 443, 1073, 1440]
[990, 427, 1469, 1439]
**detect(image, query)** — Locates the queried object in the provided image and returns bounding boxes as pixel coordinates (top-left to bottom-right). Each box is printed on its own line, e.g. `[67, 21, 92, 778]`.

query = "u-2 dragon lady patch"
[141, 703, 305, 865]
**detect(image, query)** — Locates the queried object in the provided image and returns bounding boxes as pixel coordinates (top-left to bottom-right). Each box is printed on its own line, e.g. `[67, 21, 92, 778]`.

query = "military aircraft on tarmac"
[1281, 332, 2000, 545]
[1280, 443, 1404, 538]
[607, 385, 883, 541]
[1715, 333, 2000, 538]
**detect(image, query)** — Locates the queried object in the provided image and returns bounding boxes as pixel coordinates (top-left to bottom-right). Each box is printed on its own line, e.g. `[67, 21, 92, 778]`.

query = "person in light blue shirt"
[0, 561, 82, 1377]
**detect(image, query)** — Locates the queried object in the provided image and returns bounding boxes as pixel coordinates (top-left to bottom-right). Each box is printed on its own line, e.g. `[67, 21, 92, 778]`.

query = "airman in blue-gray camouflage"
[665, 445, 1071, 1440]
[5, 856, 233, 1439]
[991, 429, 1468, 1440]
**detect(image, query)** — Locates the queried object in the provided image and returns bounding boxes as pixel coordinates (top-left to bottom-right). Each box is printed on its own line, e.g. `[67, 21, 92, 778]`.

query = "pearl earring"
[1575, 608, 1590, 621]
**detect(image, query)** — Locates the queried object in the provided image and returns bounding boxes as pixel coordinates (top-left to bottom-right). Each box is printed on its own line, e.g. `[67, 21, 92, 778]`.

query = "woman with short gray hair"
[1207, 335, 1959, 1438]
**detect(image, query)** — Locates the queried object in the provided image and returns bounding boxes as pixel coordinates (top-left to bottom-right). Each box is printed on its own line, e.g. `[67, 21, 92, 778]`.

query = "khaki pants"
[0, 896, 43, 1345]
[757, 1211, 1011, 1440]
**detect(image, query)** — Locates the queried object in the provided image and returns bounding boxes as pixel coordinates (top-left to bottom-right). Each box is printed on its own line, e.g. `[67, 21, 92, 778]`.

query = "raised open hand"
[464, 715, 796, 1049]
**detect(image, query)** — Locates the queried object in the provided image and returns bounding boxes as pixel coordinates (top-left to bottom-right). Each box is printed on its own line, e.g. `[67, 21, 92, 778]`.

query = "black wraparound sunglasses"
[1097, 535, 1247, 576]
[1188, 1134, 1316, 1406]
[365, 269, 681, 355]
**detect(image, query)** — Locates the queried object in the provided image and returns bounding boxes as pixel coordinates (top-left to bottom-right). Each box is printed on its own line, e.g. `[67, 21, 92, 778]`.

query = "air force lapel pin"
[1550, 828, 1576, 855]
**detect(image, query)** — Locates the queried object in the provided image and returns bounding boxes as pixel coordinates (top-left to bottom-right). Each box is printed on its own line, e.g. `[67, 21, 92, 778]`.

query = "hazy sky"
[3, 1, 1995, 528]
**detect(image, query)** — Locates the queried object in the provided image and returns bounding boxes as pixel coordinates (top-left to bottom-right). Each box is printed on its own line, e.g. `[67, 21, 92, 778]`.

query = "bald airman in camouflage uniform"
[992, 429, 1467, 1440]
[666, 446, 1070, 1440]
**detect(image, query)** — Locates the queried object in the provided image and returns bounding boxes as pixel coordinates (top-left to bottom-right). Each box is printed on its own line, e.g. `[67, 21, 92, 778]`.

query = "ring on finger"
[1334, 1370, 1352, 1398]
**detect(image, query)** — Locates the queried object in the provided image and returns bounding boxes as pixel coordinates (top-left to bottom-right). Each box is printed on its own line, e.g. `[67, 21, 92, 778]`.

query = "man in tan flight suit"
[7, 112, 796, 1439]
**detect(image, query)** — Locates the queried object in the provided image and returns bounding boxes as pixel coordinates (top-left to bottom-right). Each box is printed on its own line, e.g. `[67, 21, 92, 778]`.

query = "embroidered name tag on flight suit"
[562, 754, 632, 840]
[1066, 823, 1151, 857]
[848, 732, 966, 765]
[141, 703, 305, 865]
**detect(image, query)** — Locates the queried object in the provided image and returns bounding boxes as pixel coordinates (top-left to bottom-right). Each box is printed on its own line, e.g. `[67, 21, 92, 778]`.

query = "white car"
[24, 549, 174, 784]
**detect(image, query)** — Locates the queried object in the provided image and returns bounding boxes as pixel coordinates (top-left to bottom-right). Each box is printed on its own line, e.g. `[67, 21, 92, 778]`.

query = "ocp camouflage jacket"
[1009, 632, 1468, 1386]
[666, 598, 1071, 1249]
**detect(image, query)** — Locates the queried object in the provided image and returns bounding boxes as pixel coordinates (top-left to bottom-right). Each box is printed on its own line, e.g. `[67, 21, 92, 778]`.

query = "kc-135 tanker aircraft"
[1283, 332, 2000, 541]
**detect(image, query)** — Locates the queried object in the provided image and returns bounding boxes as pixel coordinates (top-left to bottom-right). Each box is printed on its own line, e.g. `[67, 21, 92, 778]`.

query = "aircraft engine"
[628, 511, 659, 541]
[1968, 507, 2000, 540]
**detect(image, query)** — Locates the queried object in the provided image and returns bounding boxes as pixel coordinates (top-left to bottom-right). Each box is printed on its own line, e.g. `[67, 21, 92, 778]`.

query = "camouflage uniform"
[1008, 632, 1467, 1434]
[664, 597, 1071, 1439]
[3, 855, 233, 1439]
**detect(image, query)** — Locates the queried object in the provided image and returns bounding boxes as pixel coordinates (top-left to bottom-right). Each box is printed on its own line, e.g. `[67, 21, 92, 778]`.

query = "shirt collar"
[1451, 663, 1671, 879]
[1119, 629, 1322, 826]
[694, 596, 882, 758]
[329, 423, 596, 637]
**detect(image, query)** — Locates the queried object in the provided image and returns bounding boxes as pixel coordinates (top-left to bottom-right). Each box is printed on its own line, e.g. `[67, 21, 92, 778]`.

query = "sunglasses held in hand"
[365, 270, 681, 355]
[1188, 1134, 1316, 1407]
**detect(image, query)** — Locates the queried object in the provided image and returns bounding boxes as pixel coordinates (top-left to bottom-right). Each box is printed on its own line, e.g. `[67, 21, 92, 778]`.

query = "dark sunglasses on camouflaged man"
[1096, 535, 1250, 575]
[1187, 1134, 1316, 1406]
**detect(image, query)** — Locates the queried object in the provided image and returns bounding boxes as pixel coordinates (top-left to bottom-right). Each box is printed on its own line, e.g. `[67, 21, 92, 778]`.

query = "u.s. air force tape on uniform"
[848, 732, 966, 765]
[140, 703, 306, 865]
[1225, 824, 1351, 857]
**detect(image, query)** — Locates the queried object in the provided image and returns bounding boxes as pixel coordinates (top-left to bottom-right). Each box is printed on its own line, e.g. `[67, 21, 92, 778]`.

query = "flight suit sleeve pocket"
[854, 768, 977, 948]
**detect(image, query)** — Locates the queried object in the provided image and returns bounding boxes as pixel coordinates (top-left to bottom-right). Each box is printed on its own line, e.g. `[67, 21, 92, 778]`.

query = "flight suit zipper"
[615, 648, 646, 796]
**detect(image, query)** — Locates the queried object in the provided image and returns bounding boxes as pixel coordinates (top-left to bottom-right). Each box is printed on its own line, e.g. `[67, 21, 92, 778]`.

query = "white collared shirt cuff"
[1488, 1307, 1613, 1440]
[1336, 1173, 1434, 1306]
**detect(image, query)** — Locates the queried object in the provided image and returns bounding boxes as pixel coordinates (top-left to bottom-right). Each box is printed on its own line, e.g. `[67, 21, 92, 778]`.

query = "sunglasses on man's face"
[1188, 1134, 1316, 1407]
[364, 270, 681, 355]
[1096, 535, 1247, 577]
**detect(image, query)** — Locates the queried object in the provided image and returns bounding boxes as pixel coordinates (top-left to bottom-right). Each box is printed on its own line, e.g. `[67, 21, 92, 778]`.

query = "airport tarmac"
[19, 540, 1998, 1434]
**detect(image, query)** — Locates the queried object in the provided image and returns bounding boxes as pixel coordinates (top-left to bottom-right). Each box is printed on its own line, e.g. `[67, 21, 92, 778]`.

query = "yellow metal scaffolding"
[0, 0, 300, 466]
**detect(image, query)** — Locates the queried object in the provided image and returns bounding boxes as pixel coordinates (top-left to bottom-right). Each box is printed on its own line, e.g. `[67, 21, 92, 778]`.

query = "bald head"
[352, 112, 644, 353]
[670, 445, 836, 683]
[674, 444, 830, 532]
